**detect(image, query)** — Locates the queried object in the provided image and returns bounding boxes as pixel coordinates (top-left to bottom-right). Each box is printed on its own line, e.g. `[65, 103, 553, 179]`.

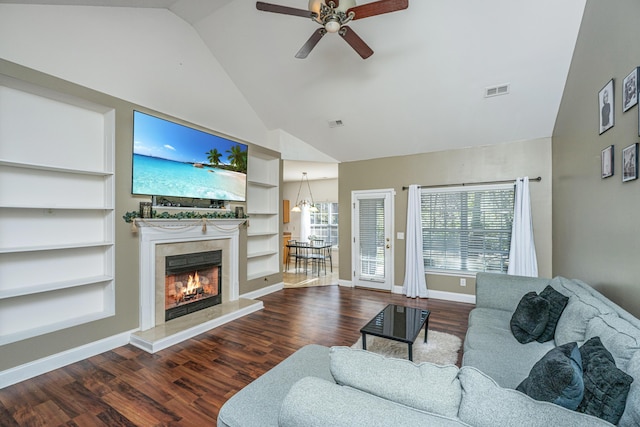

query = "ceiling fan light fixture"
[324, 19, 341, 33]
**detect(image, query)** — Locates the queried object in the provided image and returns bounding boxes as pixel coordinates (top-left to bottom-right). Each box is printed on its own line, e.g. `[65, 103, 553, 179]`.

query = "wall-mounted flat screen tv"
[132, 111, 248, 202]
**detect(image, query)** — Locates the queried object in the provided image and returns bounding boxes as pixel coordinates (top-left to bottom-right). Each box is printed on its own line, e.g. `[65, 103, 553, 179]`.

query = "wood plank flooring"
[0, 282, 474, 426]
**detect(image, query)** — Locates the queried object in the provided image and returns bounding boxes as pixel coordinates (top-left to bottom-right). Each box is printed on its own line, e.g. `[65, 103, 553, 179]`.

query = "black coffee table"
[359, 304, 430, 361]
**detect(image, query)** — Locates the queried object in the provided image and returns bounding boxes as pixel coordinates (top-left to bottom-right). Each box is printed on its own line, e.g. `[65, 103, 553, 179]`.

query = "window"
[309, 202, 339, 246]
[421, 184, 514, 274]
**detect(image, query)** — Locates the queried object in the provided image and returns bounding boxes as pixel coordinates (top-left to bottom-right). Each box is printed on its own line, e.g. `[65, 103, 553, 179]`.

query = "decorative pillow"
[516, 342, 584, 410]
[329, 346, 462, 418]
[536, 285, 569, 343]
[510, 292, 550, 344]
[578, 337, 634, 425]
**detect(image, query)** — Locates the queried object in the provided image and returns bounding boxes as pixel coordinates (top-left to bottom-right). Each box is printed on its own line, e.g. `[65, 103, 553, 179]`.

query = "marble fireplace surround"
[129, 218, 263, 353]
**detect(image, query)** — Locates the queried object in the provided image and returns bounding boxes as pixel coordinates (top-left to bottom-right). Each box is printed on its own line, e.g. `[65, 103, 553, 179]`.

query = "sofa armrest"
[475, 272, 551, 312]
[279, 377, 470, 427]
[217, 344, 333, 427]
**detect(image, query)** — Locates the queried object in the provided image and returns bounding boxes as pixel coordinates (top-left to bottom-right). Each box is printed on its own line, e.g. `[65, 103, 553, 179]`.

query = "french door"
[351, 189, 394, 291]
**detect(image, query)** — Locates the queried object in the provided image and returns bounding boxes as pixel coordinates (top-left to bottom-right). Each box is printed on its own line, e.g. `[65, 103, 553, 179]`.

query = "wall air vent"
[484, 84, 510, 98]
[328, 119, 344, 128]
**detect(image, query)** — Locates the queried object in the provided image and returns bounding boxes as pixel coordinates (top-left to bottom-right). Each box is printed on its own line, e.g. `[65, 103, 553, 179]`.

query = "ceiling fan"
[256, 0, 408, 59]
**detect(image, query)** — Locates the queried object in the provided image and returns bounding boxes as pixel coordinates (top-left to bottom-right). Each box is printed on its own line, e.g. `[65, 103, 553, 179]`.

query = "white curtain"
[402, 185, 428, 298]
[507, 177, 538, 277]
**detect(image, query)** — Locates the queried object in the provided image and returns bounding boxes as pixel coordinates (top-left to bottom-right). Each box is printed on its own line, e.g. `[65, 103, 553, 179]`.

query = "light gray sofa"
[217, 273, 640, 427]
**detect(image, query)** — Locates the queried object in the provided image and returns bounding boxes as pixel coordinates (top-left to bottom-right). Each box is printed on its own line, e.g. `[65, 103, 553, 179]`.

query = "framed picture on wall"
[622, 143, 638, 182]
[601, 145, 614, 178]
[599, 79, 615, 134]
[623, 67, 638, 112]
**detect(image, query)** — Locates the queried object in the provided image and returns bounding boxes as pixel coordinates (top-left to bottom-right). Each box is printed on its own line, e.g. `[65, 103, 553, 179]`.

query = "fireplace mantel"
[130, 218, 263, 353]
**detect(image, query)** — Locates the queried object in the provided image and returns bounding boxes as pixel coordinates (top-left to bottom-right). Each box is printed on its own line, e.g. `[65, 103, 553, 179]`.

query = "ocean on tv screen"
[132, 154, 246, 201]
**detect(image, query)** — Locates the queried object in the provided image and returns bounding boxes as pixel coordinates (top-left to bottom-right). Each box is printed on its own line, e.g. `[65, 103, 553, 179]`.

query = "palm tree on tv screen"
[226, 145, 247, 173]
[206, 148, 222, 166]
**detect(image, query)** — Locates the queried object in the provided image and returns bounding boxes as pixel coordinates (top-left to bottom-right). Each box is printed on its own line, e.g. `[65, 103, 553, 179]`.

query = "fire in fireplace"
[165, 250, 222, 321]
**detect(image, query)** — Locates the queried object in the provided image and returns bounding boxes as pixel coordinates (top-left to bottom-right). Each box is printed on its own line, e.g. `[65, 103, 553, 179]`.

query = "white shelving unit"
[0, 75, 115, 345]
[246, 150, 280, 281]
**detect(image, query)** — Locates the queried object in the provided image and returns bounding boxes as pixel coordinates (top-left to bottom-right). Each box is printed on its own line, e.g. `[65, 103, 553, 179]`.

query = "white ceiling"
[2, 0, 586, 181]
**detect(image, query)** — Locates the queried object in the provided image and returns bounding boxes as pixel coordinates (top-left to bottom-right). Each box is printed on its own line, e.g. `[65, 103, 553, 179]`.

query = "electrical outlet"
[460, 278, 467, 287]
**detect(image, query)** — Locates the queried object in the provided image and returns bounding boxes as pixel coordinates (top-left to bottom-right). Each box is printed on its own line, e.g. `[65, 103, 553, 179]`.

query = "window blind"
[359, 198, 385, 278]
[420, 184, 514, 273]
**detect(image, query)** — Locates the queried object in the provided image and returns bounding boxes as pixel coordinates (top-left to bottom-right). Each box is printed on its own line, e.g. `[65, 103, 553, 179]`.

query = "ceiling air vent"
[484, 84, 510, 98]
[328, 119, 344, 128]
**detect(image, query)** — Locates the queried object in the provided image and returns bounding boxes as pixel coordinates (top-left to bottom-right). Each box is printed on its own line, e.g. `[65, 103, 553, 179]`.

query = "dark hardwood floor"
[0, 283, 474, 426]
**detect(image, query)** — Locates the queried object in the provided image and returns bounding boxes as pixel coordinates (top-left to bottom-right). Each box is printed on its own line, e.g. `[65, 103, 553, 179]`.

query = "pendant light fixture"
[291, 172, 319, 212]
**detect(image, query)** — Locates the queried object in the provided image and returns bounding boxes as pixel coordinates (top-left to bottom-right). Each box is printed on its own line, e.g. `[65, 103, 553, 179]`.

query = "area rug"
[351, 330, 462, 365]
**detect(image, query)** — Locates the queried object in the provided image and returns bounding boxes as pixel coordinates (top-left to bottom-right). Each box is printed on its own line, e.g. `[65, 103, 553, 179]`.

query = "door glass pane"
[359, 198, 385, 280]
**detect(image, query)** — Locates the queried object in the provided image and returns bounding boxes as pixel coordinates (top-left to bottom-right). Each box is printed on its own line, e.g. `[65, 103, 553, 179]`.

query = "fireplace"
[165, 250, 222, 321]
[131, 218, 265, 354]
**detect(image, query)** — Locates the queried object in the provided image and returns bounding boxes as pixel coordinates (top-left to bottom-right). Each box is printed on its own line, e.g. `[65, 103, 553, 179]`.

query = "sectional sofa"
[217, 273, 640, 427]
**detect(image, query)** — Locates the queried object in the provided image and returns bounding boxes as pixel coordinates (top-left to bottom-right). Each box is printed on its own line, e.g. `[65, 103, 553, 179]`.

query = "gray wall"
[339, 138, 553, 296]
[553, 0, 640, 317]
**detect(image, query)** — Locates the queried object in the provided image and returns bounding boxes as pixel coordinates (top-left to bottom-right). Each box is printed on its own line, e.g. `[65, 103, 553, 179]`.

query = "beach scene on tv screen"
[132, 111, 247, 201]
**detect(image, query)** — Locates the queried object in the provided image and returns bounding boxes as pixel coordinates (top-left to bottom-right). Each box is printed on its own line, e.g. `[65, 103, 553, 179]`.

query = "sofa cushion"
[577, 337, 634, 425]
[467, 307, 513, 332]
[585, 314, 640, 371]
[510, 291, 550, 344]
[555, 294, 614, 346]
[619, 351, 640, 427]
[516, 342, 584, 410]
[536, 285, 569, 343]
[457, 366, 612, 427]
[278, 376, 471, 427]
[329, 346, 461, 418]
[463, 324, 555, 389]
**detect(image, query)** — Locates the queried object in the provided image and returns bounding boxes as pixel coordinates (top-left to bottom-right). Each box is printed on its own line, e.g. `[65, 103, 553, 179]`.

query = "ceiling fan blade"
[256, 2, 316, 18]
[295, 29, 327, 59]
[347, 0, 408, 20]
[339, 26, 374, 59]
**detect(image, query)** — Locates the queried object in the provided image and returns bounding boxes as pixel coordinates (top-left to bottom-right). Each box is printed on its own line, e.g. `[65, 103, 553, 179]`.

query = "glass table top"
[360, 304, 430, 344]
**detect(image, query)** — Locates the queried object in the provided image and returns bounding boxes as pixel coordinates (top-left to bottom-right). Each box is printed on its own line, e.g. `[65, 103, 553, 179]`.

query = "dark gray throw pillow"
[536, 285, 569, 343]
[577, 337, 634, 424]
[516, 342, 584, 410]
[510, 291, 550, 344]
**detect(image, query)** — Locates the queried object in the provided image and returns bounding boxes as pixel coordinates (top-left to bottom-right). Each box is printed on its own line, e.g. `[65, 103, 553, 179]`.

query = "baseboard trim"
[241, 282, 283, 299]
[338, 279, 353, 287]
[427, 289, 476, 304]
[391, 285, 475, 304]
[0, 330, 135, 389]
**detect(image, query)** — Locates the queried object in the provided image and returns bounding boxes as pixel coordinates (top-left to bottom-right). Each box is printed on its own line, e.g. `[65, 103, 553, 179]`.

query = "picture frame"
[623, 67, 638, 112]
[235, 206, 245, 218]
[599, 79, 615, 135]
[622, 143, 638, 182]
[601, 145, 614, 178]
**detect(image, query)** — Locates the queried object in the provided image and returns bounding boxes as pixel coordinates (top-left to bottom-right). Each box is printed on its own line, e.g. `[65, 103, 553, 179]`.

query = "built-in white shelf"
[0, 241, 113, 254]
[246, 150, 280, 283]
[0, 275, 113, 300]
[0, 74, 115, 345]
[247, 249, 279, 259]
[0, 159, 113, 176]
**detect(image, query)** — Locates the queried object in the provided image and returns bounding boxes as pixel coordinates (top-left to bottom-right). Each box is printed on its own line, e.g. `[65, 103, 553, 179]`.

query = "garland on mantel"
[122, 210, 239, 223]
[123, 210, 246, 233]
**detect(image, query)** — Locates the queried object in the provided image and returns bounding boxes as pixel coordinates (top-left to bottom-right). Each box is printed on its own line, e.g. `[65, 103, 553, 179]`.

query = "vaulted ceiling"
[2, 0, 587, 170]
